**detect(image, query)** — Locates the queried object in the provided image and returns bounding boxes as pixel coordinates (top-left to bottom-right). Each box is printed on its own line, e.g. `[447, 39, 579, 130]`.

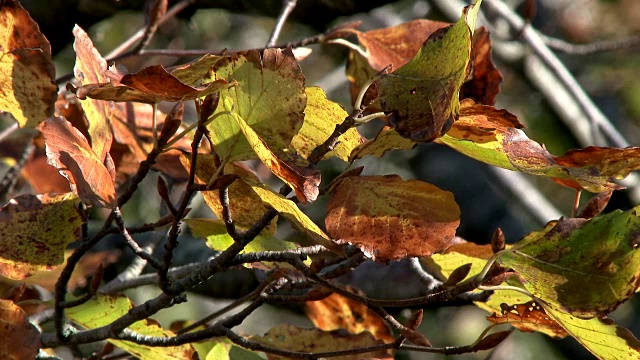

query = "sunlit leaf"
[0, 299, 40, 359]
[182, 155, 277, 234]
[67, 294, 196, 359]
[0, 193, 82, 280]
[252, 324, 392, 360]
[291, 87, 363, 162]
[72, 25, 114, 161]
[426, 241, 568, 338]
[348, 126, 416, 162]
[249, 185, 340, 252]
[229, 100, 320, 203]
[486, 301, 568, 338]
[305, 291, 394, 344]
[543, 304, 640, 359]
[0, 0, 57, 128]
[437, 99, 640, 192]
[186, 218, 296, 269]
[326, 175, 460, 262]
[205, 338, 263, 360]
[378, 0, 482, 142]
[40, 116, 117, 208]
[499, 206, 640, 318]
[206, 48, 306, 161]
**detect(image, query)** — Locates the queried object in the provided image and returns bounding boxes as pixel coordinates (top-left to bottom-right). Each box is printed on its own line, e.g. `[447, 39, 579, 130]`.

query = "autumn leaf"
[67, 294, 196, 359]
[305, 291, 394, 344]
[577, 190, 613, 219]
[72, 25, 114, 162]
[252, 324, 392, 360]
[437, 99, 640, 192]
[499, 205, 640, 318]
[40, 116, 117, 208]
[0, 193, 83, 280]
[486, 301, 568, 338]
[542, 304, 640, 359]
[229, 100, 321, 203]
[186, 218, 296, 269]
[0, 0, 57, 128]
[0, 299, 41, 360]
[182, 155, 277, 234]
[206, 338, 263, 360]
[206, 48, 306, 162]
[326, 175, 460, 262]
[76, 63, 233, 103]
[348, 125, 416, 162]
[291, 87, 364, 162]
[378, 0, 482, 142]
[459, 27, 503, 106]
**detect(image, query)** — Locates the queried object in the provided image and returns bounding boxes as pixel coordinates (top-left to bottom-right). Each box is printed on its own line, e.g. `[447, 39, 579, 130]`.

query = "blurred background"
[17, 0, 640, 358]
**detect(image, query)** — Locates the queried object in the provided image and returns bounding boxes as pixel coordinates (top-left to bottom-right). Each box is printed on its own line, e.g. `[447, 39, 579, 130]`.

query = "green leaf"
[185, 218, 297, 269]
[542, 304, 640, 359]
[228, 99, 321, 204]
[66, 294, 196, 359]
[205, 338, 263, 360]
[349, 126, 416, 162]
[0, 193, 83, 280]
[291, 87, 364, 162]
[378, 0, 482, 142]
[207, 49, 306, 161]
[499, 206, 640, 318]
[326, 175, 460, 262]
[437, 100, 640, 192]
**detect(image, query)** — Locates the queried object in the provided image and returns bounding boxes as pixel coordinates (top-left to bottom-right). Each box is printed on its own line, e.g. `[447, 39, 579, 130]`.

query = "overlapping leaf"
[229, 100, 320, 203]
[66, 294, 196, 359]
[437, 99, 640, 192]
[459, 27, 502, 106]
[0, 193, 83, 280]
[499, 205, 640, 318]
[326, 175, 460, 262]
[72, 25, 114, 161]
[426, 241, 568, 338]
[291, 87, 363, 162]
[75, 53, 232, 104]
[205, 338, 263, 360]
[182, 155, 277, 234]
[378, 0, 482, 142]
[0, 299, 40, 359]
[305, 292, 394, 344]
[40, 116, 117, 208]
[186, 218, 296, 269]
[542, 304, 640, 359]
[206, 48, 306, 161]
[0, 0, 57, 128]
[252, 324, 392, 360]
[349, 125, 416, 162]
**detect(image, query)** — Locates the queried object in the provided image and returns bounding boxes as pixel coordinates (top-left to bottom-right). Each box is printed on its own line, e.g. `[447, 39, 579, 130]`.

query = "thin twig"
[266, 0, 297, 48]
[113, 207, 162, 270]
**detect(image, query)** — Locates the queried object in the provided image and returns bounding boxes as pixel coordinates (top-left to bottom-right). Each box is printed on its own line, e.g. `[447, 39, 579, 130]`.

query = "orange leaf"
[305, 291, 394, 344]
[40, 116, 117, 208]
[487, 301, 568, 338]
[460, 27, 503, 106]
[72, 25, 114, 162]
[0, 299, 40, 359]
[326, 175, 460, 262]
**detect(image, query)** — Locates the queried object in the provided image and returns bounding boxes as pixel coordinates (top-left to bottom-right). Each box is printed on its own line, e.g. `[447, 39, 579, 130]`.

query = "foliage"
[0, 0, 640, 359]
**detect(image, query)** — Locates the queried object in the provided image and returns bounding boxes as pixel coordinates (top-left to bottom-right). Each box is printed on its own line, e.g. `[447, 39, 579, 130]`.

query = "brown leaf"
[577, 190, 613, 219]
[0, 193, 83, 280]
[491, 228, 505, 253]
[305, 291, 394, 343]
[355, 19, 450, 71]
[402, 328, 432, 347]
[72, 25, 114, 162]
[326, 175, 460, 262]
[77, 64, 232, 103]
[473, 331, 511, 351]
[252, 324, 393, 360]
[40, 116, 117, 208]
[0, 0, 57, 128]
[444, 263, 472, 286]
[487, 301, 569, 338]
[460, 27, 503, 105]
[0, 299, 41, 359]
